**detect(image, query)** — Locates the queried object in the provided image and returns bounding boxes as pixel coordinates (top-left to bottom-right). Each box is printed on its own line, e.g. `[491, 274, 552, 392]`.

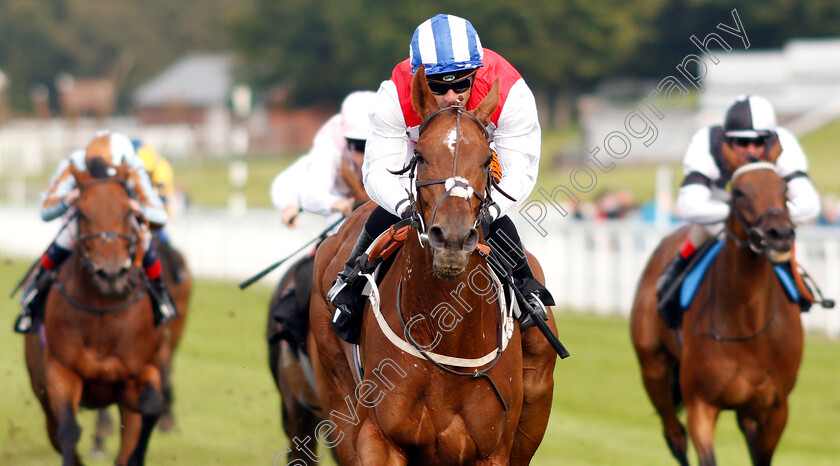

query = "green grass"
[2, 257, 838, 464]
[172, 153, 302, 209]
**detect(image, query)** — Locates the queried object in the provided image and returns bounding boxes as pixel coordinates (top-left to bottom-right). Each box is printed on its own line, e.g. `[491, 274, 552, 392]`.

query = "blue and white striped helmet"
[410, 14, 484, 75]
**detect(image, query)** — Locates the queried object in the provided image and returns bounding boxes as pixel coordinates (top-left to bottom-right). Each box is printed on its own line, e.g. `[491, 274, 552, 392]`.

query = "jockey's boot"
[149, 277, 177, 325]
[15, 243, 71, 333]
[511, 260, 553, 332]
[487, 230, 554, 332]
[656, 252, 691, 328]
[15, 265, 53, 334]
[327, 228, 375, 344]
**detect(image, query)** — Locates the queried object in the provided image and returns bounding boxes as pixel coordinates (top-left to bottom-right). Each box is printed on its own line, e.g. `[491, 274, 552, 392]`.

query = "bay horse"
[307, 66, 558, 464]
[92, 232, 192, 456]
[25, 160, 165, 465]
[630, 141, 803, 465]
[268, 143, 371, 464]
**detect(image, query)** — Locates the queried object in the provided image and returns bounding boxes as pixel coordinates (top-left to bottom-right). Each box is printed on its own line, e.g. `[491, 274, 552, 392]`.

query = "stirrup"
[14, 313, 33, 334]
[518, 292, 548, 332]
[326, 278, 349, 305]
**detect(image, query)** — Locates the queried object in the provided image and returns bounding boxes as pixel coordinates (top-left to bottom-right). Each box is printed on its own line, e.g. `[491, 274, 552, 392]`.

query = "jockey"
[14, 131, 177, 333]
[270, 90, 377, 229]
[656, 95, 821, 321]
[133, 139, 175, 242]
[327, 14, 552, 343]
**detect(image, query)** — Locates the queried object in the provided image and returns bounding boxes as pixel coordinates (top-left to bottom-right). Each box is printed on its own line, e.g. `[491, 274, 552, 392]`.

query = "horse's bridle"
[390, 106, 515, 247]
[724, 162, 795, 255]
[74, 178, 142, 274]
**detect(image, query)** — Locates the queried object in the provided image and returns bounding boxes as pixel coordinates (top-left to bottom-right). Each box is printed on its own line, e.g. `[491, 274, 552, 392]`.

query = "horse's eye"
[484, 155, 492, 167]
[414, 151, 425, 164]
[732, 188, 745, 199]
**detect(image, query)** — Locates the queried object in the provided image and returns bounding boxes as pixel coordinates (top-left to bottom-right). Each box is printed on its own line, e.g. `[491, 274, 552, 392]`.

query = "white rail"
[2, 206, 837, 338]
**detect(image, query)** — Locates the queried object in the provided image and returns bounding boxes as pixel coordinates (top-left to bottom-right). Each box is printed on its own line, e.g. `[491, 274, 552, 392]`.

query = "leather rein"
[390, 106, 515, 247]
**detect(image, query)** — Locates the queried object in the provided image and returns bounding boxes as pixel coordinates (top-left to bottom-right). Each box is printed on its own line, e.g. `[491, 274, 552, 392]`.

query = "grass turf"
[1, 257, 838, 465]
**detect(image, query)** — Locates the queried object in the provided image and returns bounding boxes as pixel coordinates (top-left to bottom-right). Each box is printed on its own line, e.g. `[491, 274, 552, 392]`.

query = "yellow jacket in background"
[136, 143, 175, 217]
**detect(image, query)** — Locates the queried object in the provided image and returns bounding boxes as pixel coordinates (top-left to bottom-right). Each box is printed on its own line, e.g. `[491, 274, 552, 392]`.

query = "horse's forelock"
[87, 156, 111, 179]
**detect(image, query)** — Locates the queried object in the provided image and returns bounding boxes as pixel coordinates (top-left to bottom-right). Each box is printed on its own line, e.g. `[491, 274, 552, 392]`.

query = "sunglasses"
[731, 137, 767, 148]
[346, 138, 366, 153]
[427, 75, 474, 96]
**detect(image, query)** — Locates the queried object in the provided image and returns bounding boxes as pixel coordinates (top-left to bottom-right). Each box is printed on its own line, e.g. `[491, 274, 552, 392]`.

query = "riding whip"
[238, 215, 345, 290]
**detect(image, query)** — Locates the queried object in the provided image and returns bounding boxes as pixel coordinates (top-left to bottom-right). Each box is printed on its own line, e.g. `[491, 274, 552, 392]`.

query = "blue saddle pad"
[679, 241, 800, 309]
[679, 241, 724, 309]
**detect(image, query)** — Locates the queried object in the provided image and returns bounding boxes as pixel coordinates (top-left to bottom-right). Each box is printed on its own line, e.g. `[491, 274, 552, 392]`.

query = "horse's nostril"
[768, 227, 793, 241]
[95, 269, 109, 280]
[464, 228, 479, 249]
[428, 226, 445, 247]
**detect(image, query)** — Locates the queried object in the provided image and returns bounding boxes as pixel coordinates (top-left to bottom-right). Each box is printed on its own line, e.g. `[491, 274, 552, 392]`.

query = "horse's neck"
[399, 238, 498, 352]
[713, 239, 778, 326]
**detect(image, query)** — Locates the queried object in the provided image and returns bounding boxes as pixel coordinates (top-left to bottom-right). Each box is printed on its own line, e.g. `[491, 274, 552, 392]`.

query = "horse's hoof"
[90, 446, 108, 460]
[157, 414, 178, 433]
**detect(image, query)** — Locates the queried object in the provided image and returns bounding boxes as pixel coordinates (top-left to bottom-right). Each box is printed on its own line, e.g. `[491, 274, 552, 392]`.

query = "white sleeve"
[677, 183, 730, 225]
[362, 80, 412, 216]
[270, 156, 308, 211]
[774, 127, 808, 178]
[492, 79, 541, 218]
[775, 127, 820, 224]
[682, 128, 720, 179]
[299, 116, 346, 216]
[786, 177, 820, 224]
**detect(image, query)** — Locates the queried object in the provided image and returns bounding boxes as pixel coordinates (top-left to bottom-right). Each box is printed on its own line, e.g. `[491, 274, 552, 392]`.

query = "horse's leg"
[45, 361, 84, 465]
[686, 397, 721, 466]
[356, 417, 407, 466]
[636, 344, 688, 465]
[510, 255, 558, 464]
[280, 396, 322, 464]
[749, 402, 789, 466]
[90, 408, 114, 459]
[509, 317, 556, 465]
[127, 366, 165, 466]
[736, 410, 759, 462]
[115, 404, 143, 466]
[156, 334, 176, 432]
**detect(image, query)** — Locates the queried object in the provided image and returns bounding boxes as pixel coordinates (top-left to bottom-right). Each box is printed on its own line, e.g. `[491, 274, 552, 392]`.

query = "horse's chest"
[374, 370, 511, 457]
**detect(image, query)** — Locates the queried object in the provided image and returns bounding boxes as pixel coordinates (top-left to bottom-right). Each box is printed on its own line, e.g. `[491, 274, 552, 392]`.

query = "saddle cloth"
[679, 240, 800, 310]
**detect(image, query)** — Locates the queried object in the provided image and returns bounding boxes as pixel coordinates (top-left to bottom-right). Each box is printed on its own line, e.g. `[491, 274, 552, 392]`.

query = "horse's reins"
[56, 177, 148, 314]
[724, 162, 795, 255]
[395, 281, 509, 412]
[697, 162, 791, 341]
[384, 106, 517, 410]
[390, 106, 515, 247]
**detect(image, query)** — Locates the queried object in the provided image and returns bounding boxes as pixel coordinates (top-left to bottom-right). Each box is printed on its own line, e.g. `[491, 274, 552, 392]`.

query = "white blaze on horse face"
[445, 127, 457, 155]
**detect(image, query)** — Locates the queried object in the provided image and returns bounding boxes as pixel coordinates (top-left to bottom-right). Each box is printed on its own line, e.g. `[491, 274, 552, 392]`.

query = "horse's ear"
[473, 78, 499, 127]
[411, 65, 438, 119]
[765, 135, 782, 164]
[69, 161, 90, 186]
[721, 140, 745, 172]
[115, 159, 130, 180]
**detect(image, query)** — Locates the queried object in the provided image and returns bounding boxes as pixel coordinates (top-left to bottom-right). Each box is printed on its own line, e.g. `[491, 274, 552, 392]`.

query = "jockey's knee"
[484, 215, 522, 245]
[688, 224, 717, 246]
[364, 206, 400, 238]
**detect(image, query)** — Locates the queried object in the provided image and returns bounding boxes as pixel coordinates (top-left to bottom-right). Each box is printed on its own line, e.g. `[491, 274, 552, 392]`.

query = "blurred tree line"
[2, 0, 840, 121]
[0, 0, 244, 110]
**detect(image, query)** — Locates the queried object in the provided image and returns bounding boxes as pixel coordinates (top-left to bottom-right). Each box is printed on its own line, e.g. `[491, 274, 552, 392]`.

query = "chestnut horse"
[25, 161, 165, 465]
[631, 142, 803, 466]
[307, 66, 557, 464]
[93, 233, 192, 455]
